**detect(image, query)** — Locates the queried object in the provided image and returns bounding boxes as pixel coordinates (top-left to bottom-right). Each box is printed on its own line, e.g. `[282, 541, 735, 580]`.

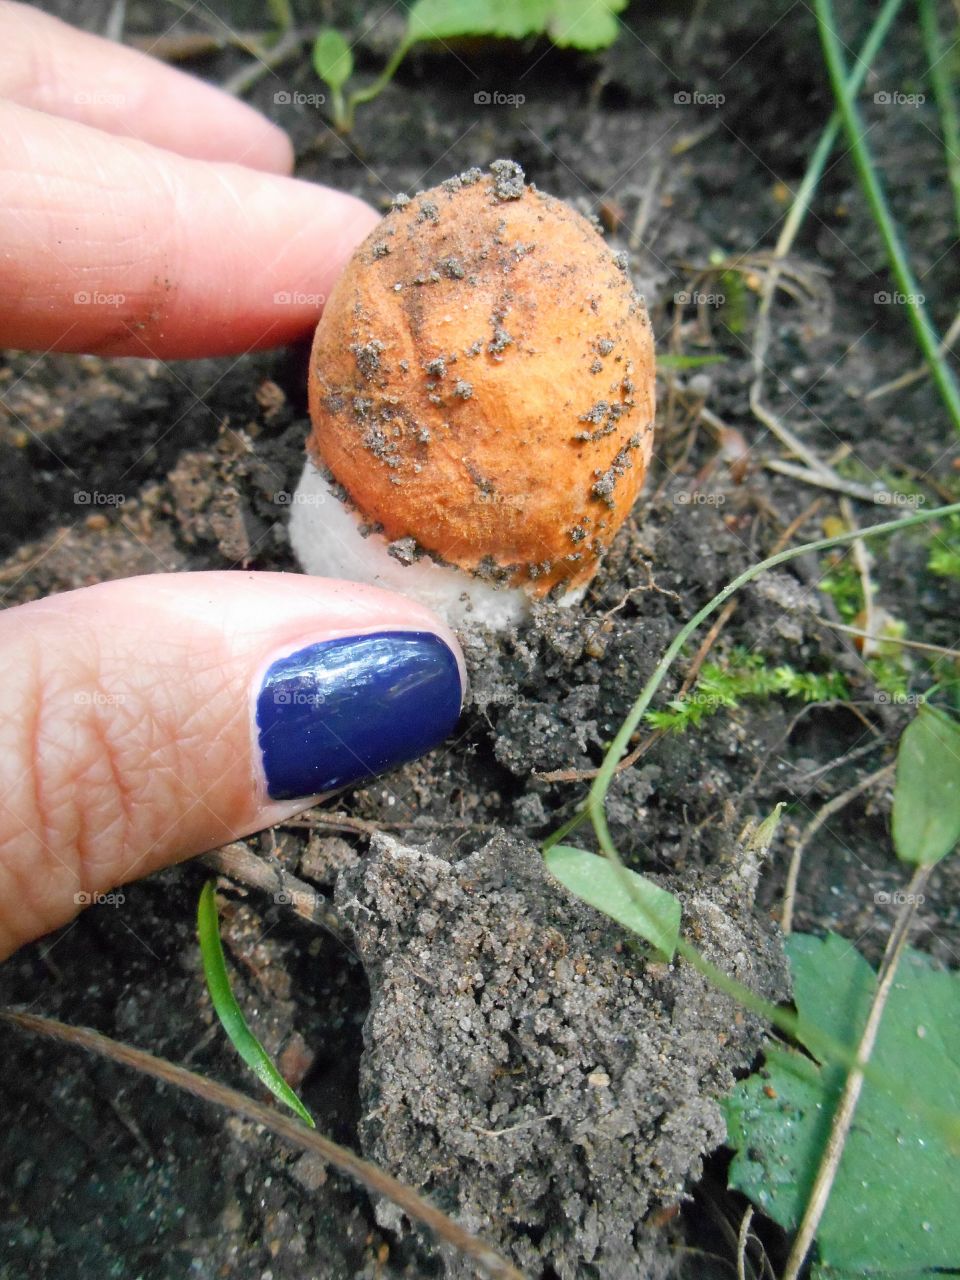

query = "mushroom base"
[287, 463, 584, 630]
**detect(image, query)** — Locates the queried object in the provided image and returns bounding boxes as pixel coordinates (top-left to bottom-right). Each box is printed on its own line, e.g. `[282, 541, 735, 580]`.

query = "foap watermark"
[873, 491, 925, 509]
[274, 489, 326, 507]
[875, 690, 925, 706]
[274, 89, 326, 107]
[274, 290, 326, 307]
[74, 890, 125, 907]
[875, 290, 925, 306]
[674, 490, 726, 506]
[674, 89, 725, 107]
[74, 89, 126, 108]
[274, 689, 326, 707]
[875, 889, 925, 906]
[675, 290, 725, 306]
[274, 888, 317, 910]
[74, 490, 126, 506]
[74, 290, 125, 307]
[74, 690, 126, 707]
[474, 90, 526, 107]
[874, 90, 925, 107]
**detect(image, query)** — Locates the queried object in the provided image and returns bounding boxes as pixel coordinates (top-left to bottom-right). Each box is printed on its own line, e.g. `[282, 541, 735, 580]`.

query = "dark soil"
[2, 3, 959, 1279]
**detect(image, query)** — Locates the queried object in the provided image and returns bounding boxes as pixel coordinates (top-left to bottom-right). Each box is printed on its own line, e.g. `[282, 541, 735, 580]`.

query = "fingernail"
[255, 630, 464, 801]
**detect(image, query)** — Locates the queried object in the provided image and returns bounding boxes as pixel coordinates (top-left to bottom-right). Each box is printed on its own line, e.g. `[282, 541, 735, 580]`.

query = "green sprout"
[312, 0, 627, 130]
[197, 880, 315, 1128]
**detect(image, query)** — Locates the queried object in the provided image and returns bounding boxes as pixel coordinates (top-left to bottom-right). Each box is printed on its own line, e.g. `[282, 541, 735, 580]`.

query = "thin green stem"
[814, 0, 960, 431]
[919, 0, 960, 235]
[330, 85, 347, 130]
[550, 501, 960, 853]
[265, 0, 294, 33]
[344, 36, 413, 126]
[774, 0, 906, 259]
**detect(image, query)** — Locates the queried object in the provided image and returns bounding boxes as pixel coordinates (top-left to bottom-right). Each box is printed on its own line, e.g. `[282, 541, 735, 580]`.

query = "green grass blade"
[197, 880, 315, 1128]
[919, 0, 960, 236]
[774, 0, 905, 258]
[814, 0, 960, 432]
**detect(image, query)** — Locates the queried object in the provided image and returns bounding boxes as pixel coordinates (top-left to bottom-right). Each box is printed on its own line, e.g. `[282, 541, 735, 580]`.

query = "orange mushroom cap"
[306, 161, 655, 599]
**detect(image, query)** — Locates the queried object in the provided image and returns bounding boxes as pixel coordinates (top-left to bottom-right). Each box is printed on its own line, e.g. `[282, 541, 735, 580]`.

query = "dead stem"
[841, 498, 877, 653]
[781, 863, 932, 1280]
[782, 763, 895, 936]
[763, 458, 892, 504]
[865, 307, 960, 401]
[200, 842, 348, 941]
[816, 619, 960, 660]
[1, 1010, 526, 1280]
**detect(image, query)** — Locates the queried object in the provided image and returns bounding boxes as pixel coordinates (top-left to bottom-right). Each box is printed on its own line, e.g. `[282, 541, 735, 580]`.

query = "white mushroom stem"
[289, 461, 584, 630]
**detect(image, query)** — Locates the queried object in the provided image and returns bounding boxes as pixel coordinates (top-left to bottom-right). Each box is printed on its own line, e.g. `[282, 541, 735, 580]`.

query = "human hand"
[0, 1, 380, 357]
[0, 7, 467, 960]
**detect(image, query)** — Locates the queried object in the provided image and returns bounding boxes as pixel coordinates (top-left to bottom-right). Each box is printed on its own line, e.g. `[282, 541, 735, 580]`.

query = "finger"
[0, 572, 466, 960]
[0, 1, 293, 171]
[0, 103, 380, 358]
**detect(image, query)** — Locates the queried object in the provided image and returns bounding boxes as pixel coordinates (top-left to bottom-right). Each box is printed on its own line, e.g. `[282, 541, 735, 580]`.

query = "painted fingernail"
[255, 630, 464, 801]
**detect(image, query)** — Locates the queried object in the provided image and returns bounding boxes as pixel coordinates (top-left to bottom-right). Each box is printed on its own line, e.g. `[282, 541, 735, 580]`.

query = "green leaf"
[724, 933, 960, 1274]
[197, 881, 315, 1128]
[407, 0, 626, 51]
[312, 28, 353, 92]
[544, 0, 627, 48]
[892, 704, 960, 865]
[544, 846, 681, 958]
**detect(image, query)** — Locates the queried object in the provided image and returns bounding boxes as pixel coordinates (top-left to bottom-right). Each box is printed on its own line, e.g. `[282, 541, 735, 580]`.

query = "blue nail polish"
[255, 631, 463, 801]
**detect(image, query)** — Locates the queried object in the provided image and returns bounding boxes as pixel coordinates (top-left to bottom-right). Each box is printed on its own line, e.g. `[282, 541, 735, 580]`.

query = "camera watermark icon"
[674, 89, 725, 107]
[674, 490, 726, 506]
[874, 90, 925, 107]
[74, 89, 126, 108]
[74, 490, 126, 506]
[74, 290, 125, 307]
[875, 290, 925, 305]
[474, 90, 526, 107]
[873, 491, 925, 508]
[274, 690, 326, 706]
[274, 889, 316, 909]
[875, 889, 925, 906]
[273, 290, 326, 306]
[74, 690, 126, 707]
[273, 90, 326, 107]
[675, 290, 725, 306]
[74, 890, 125, 906]
[273, 489, 326, 506]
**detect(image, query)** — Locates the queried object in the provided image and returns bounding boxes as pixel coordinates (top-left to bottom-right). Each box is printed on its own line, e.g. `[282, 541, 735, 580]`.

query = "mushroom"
[289, 160, 655, 628]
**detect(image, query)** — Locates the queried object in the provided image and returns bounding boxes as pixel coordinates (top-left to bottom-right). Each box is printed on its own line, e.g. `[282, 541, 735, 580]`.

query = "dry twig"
[782, 763, 895, 935]
[781, 863, 933, 1280]
[2, 1010, 525, 1280]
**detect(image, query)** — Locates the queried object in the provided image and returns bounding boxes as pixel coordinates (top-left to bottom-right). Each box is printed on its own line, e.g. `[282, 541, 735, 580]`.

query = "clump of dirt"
[335, 830, 787, 1279]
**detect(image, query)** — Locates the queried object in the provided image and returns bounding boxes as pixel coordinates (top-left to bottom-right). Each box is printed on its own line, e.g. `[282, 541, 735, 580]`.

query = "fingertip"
[0, 104, 383, 357]
[241, 115, 295, 176]
[273, 126, 296, 175]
